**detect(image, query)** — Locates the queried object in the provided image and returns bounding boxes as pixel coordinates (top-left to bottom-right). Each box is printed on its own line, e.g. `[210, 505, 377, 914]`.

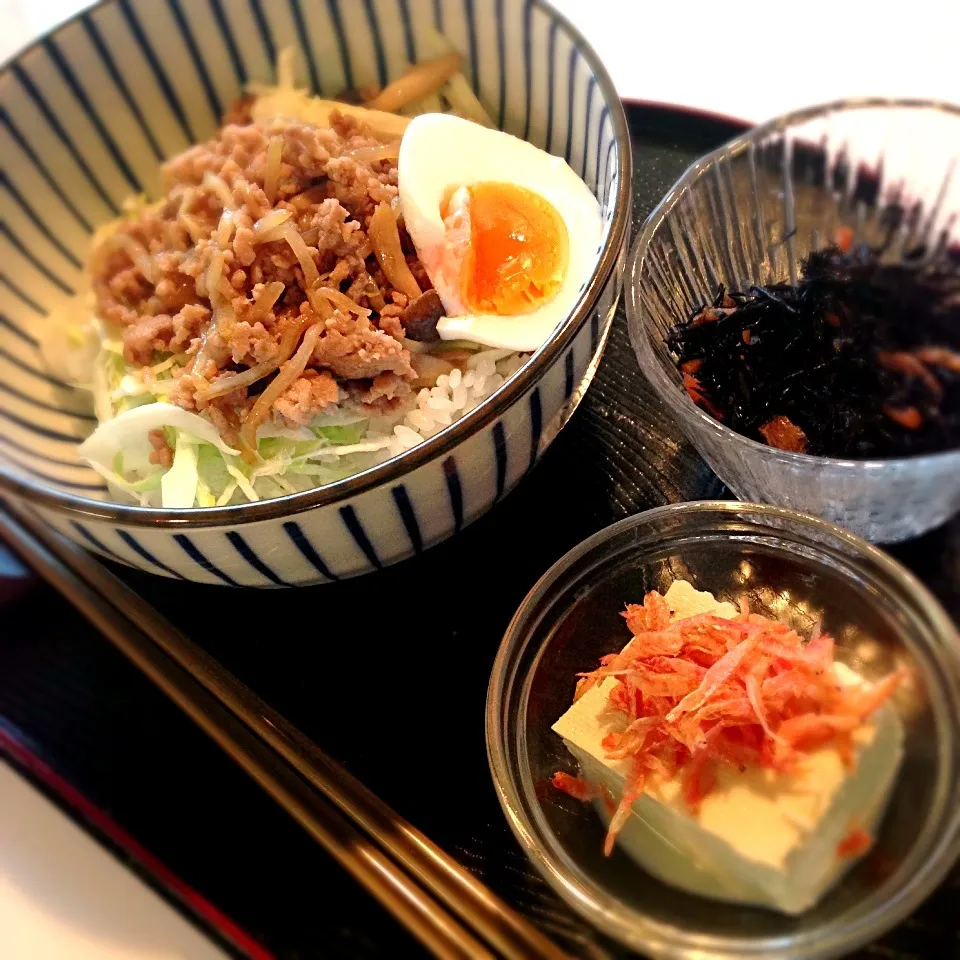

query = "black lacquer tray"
[1, 104, 957, 959]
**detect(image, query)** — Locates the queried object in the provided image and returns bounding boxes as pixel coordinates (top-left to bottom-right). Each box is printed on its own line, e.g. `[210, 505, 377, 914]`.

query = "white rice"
[374, 346, 529, 458]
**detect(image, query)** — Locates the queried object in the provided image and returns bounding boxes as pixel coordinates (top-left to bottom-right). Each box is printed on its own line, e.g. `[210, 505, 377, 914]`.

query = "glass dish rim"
[486, 500, 960, 959]
[625, 96, 960, 471]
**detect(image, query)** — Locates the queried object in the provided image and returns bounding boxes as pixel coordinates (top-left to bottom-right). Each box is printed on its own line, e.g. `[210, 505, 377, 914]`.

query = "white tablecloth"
[0, 760, 227, 960]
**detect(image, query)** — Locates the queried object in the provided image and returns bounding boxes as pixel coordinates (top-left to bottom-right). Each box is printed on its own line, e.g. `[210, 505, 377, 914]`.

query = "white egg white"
[398, 113, 603, 352]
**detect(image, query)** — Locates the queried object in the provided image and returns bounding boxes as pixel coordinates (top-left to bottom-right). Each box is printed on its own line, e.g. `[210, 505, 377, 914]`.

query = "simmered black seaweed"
[667, 245, 960, 458]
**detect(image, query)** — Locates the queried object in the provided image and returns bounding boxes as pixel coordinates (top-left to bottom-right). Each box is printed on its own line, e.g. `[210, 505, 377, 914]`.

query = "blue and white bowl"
[0, 0, 631, 586]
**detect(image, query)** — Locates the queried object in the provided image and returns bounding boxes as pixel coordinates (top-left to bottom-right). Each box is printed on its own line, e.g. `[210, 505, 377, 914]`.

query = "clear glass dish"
[486, 502, 960, 959]
[626, 99, 960, 543]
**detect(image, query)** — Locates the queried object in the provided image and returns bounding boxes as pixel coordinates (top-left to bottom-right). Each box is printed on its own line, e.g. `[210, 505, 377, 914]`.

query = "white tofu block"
[552, 581, 904, 914]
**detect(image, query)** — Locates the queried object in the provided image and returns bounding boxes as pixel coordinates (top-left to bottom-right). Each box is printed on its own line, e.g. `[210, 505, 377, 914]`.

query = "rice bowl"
[0, 0, 630, 584]
[48, 36, 601, 509]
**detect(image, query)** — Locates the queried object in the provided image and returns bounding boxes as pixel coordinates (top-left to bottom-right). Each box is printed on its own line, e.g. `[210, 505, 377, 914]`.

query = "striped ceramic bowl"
[0, 0, 631, 587]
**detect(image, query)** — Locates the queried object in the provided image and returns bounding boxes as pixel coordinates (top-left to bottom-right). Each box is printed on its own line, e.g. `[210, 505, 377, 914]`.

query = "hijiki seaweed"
[667, 243, 960, 458]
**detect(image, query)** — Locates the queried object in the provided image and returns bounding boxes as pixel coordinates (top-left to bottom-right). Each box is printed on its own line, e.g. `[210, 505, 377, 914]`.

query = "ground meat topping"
[310, 307, 415, 381]
[147, 429, 174, 468]
[228, 320, 280, 366]
[354, 370, 414, 415]
[274, 370, 340, 426]
[89, 115, 427, 434]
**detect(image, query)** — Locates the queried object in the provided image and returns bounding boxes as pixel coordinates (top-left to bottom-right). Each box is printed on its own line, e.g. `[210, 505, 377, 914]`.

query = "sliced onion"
[195, 360, 280, 405]
[178, 187, 196, 215]
[218, 276, 237, 301]
[410, 352, 454, 387]
[253, 208, 292, 243]
[442, 72, 496, 127]
[196, 361, 274, 403]
[205, 251, 224, 303]
[255, 223, 297, 246]
[366, 52, 462, 112]
[196, 317, 305, 404]
[369, 202, 421, 301]
[149, 355, 179, 376]
[263, 135, 283, 204]
[239, 320, 323, 459]
[214, 297, 238, 335]
[282, 222, 320, 288]
[191, 330, 215, 376]
[306, 287, 334, 321]
[343, 142, 401, 164]
[203, 172, 235, 210]
[216, 209, 234, 248]
[418, 93, 445, 114]
[248, 280, 286, 322]
[318, 286, 370, 317]
[250, 90, 411, 140]
[180, 214, 204, 244]
[116, 234, 154, 284]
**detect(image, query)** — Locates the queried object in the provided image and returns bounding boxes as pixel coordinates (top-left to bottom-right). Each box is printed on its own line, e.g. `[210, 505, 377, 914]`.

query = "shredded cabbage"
[37, 297, 101, 388]
[216, 481, 239, 506]
[74, 327, 524, 506]
[80, 402, 240, 473]
[257, 423, 315, 441]
[78, 402, 393, 507]
[313, 422, 367, 444]
[86, 460, 162, 506]
[225, 462, 260, 502]
[161, 433, 200, 508]
[196, 479, 217, 508]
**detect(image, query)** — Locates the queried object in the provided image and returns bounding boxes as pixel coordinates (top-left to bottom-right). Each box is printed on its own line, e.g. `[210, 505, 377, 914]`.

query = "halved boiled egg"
[398, 114, 603, 351]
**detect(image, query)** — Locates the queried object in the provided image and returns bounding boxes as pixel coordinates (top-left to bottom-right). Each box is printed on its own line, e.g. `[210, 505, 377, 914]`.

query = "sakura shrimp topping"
[836, 826, 873, 860]
[556, 590, 906, 856]
[551, 772, 615, 814]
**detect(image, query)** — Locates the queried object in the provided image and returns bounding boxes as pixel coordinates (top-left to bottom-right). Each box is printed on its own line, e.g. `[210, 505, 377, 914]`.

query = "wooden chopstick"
[0, 501, 569, 960]
[0, 504, 493, 960]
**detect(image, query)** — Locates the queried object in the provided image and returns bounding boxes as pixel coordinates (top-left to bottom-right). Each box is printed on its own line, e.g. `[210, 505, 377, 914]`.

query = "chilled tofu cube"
[552, 581, 904, 915]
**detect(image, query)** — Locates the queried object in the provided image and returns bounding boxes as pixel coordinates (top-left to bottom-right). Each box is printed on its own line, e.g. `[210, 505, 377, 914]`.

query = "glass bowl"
[486, 502, 960, 960]
[626, 99, 960, 543]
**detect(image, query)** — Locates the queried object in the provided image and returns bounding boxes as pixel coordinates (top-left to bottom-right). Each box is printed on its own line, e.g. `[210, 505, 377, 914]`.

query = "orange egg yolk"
[444, 182, 568, 316]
